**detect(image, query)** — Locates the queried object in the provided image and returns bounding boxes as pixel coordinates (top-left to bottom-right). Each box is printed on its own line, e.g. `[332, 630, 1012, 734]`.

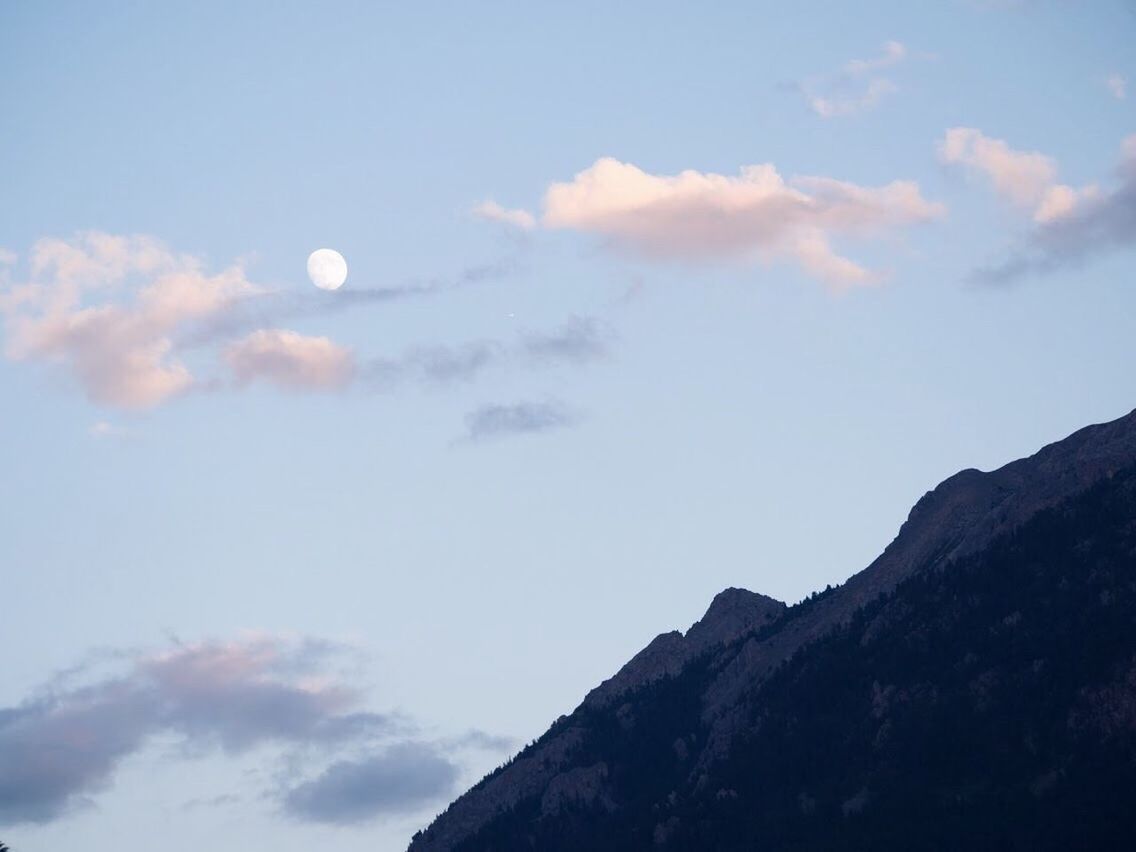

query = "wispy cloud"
[88, 420, 139, 442]
[798, 41, 909, 118]
[472, 200, 536, 231]
[0, 636, 510, 826]
[538, 158, 942, 285]
[177, 256, 521, 351]
[941, 130, 1136, 282]
[459, 400, 578, 443]
[1106, 72, 1127, 100]
[182, 793, 243, 811]
[365, 315, 612, 389]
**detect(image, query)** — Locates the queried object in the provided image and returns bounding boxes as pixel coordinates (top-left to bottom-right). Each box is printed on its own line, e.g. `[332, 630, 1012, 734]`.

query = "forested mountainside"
[410, 409, 1136, 851]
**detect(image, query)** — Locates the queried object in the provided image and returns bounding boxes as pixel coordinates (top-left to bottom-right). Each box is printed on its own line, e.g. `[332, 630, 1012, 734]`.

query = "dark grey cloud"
[282, 742, 460, 824]
[0, 637, 514, 827]
[519, 315, 610, 364]
[0, 637, 393, 825]
[0, 685, 151, 824]
[461, 400, 578, 443]
[364, 316, 612, 390]
[972, 138, 1136, 284]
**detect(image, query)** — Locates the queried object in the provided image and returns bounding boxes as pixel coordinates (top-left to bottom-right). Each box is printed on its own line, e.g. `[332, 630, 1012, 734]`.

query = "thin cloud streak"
[459, 400, 578, 443]
[177, 256, 522, 351]
[364, 316, 613, 390]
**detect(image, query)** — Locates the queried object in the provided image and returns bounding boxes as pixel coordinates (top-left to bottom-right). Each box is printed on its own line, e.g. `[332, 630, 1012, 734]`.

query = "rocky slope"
[409, 407, 1136, 851]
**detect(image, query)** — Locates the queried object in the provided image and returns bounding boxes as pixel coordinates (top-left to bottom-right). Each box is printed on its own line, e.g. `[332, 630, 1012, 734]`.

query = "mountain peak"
[685, 587, 784, 652]
[583, 588, 784, 710]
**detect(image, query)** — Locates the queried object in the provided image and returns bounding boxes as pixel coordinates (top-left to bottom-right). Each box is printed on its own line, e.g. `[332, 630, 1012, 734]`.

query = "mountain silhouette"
[410, 408, 1136, 851]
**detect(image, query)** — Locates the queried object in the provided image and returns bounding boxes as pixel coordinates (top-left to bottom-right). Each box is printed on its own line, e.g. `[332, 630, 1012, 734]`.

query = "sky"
[1, 1, 1134, 850]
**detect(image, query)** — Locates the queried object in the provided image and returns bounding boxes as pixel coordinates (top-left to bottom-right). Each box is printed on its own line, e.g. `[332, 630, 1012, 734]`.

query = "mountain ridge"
[409, 406, 1136, 851]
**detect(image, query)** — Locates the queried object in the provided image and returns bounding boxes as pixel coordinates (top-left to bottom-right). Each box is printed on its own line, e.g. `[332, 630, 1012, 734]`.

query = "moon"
[307, 248, 348, 291]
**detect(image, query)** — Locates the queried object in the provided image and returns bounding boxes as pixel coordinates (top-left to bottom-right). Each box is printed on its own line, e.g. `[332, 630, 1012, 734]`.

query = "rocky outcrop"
[540, 763, 614, 817]
[584, 588, 785, 709]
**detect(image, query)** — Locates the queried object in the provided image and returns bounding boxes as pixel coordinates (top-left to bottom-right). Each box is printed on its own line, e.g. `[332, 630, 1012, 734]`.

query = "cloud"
[938, 127, 1098, 222]
[1, 234, 603, 422]
[443, 729, 518, 752]
[225, 329, 355, 391]
[182, 793, 242, 811]
[807, 78, 897, 119]
[1106, 73, 1127, 100]
[472, 200, 536, 231]
[0, 636, 393, 825]
[177, 256, 522, 351]
[843, 40, 908, 75]
[366, 316, 611, 388]
[540, 158, 943, 285]
[943, 131, 1136, 282]
[799, 41, 908, 118]
[0, 248, 16, 266]
[460, 400, 577, 443]
[0, 232, 259, 408]
[519, 315, 610, 364]
[89, 420, 138, 442]
[282, 743, 460, 824]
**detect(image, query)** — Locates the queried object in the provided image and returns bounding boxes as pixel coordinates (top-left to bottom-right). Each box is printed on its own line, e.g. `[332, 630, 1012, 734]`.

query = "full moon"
[307, 248, 348, 291]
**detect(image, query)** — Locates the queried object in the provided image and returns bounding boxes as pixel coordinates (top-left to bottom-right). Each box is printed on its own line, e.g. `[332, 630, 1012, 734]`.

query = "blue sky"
[1, 1, 1134, 850]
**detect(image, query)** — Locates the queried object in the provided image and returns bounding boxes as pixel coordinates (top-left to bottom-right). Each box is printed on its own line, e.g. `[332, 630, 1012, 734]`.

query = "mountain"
[409, 408, 1136, 851]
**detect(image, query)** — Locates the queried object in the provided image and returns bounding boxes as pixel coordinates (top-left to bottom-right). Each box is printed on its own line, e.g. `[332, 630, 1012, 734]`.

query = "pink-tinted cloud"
[971, 133, 1136, 282]
[540, 158, 943, 285]
[1, 233, 606, 417]
[225, 329, 355, 391]
[938, 127, 1099, 223]
[1106, 73, 1127, 101]
[0, 232, 259, 408]
[472, 200, 536, 230]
